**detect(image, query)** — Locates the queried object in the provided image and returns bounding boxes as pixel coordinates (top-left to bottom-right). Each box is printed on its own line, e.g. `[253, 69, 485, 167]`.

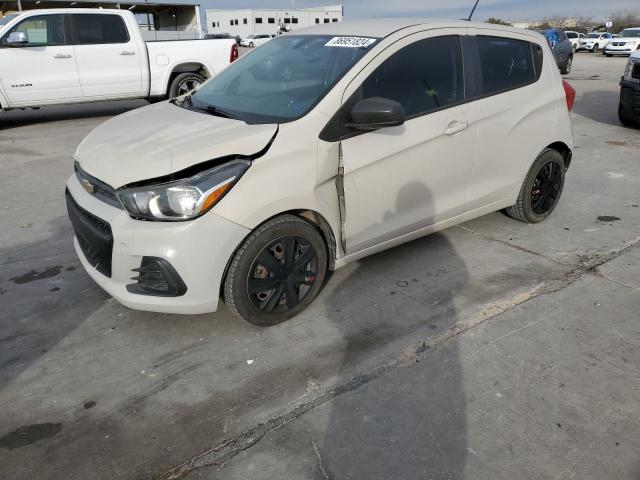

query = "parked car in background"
[577, 32, 613, 53]
[66, 20, 575, 325]
[565, 31, 581, 51]
[619, 50, 640, 126]
[605, 28, 640, 57]
[0, 9, 238, 111]
[240, 34, 274, 48]
[538, 29, 573, 74]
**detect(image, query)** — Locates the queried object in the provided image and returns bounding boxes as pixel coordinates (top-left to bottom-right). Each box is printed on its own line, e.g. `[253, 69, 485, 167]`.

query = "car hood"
[75, 101, 278, 189]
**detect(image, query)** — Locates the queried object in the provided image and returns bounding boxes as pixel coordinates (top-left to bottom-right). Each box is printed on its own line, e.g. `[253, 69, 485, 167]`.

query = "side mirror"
[6, 31, 28, 46]
[347, 97, 406, 131]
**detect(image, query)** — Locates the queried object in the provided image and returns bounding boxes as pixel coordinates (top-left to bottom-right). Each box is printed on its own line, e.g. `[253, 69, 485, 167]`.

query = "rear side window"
[4, 14, 65, 46]
[566, 32, 578, 39]
[72, 14, 129, 44]
[476, 36, 534, 95]
[358, 35, 464, 117]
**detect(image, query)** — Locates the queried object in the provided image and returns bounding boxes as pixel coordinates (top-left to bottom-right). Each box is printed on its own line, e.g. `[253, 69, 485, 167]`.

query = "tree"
[608, 11, 640, 33]
[486, 17, 512, 26]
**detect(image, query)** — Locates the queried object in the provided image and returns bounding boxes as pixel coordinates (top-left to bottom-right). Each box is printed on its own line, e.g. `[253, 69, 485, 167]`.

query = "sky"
[206, 0, 640, 22]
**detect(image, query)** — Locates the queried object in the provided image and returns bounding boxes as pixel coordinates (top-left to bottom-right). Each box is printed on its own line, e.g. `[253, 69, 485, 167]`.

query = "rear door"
[338, 30, 478, 253]
[466, 30, 552, 207]
[0, 13, 81, 104]
[69, 13, 144, 98]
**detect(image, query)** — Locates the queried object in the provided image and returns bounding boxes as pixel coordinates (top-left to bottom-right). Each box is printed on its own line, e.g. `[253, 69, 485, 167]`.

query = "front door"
[339, 30, 477, 253]
[69, 13, 144, 98]
[0, 14, 81, 105]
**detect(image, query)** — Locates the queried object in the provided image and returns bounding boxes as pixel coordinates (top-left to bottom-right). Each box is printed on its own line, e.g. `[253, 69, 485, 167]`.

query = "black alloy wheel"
[248, 236, 319, 314]
[505, 149, 566, 224]
[224, 214, 328, 326]
[530, 161, 562, 215]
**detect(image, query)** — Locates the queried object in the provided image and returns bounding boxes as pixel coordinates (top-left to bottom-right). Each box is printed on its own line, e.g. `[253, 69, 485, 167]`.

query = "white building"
[206, 4, 343, 37]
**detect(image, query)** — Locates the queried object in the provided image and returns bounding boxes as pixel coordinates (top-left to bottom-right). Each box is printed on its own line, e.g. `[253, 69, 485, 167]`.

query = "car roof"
[291, 18, 528, 38]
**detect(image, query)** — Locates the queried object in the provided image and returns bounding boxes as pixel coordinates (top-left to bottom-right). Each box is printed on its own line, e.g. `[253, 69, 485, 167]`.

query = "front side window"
[72, 14, 129, 44]
[189, 35, 378, 124]
[476, 36, 534, 95]
[4, 14, 65, 46]
[566, 32, 578, 39]
[356, 35, 464, 118]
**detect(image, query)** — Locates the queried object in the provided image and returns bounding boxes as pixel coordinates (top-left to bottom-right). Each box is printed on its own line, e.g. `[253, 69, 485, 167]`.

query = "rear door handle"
[54, 54, 72, 59]
[445, 121, 469, 136]
[120, 50, 136, 56]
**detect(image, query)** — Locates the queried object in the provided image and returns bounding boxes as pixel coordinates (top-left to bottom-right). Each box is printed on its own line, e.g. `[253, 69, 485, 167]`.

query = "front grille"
[74, 162, 122, 209]
[66, 189, 114, 277]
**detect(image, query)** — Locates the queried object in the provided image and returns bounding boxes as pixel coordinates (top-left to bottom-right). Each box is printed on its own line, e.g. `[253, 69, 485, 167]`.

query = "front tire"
[506, 149, 566, 224]
[224, 215, 328, 327]
[168, 72, 206, 99]
[593, 44, 599, 53]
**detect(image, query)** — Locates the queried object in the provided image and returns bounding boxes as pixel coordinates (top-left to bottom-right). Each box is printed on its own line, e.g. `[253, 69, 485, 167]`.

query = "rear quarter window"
[476, 35, 535, 96]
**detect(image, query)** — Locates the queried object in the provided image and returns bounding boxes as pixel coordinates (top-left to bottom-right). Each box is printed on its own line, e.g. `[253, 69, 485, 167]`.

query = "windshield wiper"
[173, 94, 237, 119]
[201, 105, 238, 120]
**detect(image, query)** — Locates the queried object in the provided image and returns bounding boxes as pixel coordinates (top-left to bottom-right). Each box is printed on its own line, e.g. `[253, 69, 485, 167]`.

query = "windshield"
[621, 29, 640, 38]
[586, 33, 600, 38]
[189, 35, 378, 124]
[0, 13, 19, 27]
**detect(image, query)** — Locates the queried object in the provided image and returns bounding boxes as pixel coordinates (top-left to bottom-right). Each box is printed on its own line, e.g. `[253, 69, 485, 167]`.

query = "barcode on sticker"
[325, 37, 377, 48]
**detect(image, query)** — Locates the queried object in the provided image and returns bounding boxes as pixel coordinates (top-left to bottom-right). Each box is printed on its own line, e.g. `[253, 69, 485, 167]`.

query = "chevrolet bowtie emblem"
[81, 178, 95, 194]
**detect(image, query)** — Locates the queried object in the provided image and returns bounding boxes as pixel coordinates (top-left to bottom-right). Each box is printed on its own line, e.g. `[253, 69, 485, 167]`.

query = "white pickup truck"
[0, 9, 238, 110]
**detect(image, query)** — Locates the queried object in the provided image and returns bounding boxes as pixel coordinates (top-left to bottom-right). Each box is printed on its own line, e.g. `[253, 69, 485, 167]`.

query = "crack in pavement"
[153, 236, 640, 480]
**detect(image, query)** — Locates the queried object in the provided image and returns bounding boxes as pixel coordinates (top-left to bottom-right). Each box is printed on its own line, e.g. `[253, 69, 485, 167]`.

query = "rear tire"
[560, 55, 573, 74]
[224, 215, 328, 327]
[168, 72, 206, 99]
[506, 149, 566, 224]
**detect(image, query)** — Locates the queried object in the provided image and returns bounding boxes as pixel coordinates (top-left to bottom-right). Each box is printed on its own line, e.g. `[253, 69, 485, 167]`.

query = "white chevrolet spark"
[66, 19, 575, 326]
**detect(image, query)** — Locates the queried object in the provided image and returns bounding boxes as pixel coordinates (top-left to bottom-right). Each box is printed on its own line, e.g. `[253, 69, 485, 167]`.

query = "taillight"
[562, 80, 576, 111]
[230, 43, 239, 63]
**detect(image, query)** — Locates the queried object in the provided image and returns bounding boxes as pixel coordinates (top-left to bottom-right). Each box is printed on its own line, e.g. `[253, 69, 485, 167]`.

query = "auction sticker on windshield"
[325, 37, 377, 48]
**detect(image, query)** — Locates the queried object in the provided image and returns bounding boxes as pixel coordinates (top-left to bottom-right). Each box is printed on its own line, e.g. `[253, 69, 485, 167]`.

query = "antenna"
[467, 0, 480, 21]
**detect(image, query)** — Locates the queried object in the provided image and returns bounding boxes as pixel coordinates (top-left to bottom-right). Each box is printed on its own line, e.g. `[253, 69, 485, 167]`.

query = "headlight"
[623, 56, 640, 83]
[117, 160, 250, 221]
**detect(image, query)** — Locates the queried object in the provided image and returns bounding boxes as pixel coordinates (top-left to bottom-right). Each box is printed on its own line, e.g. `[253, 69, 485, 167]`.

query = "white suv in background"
[565, 31, 582, 51]
[66, 20, 575, 326]
[577, 32, 613, 53]
[605, 28, 640, 56]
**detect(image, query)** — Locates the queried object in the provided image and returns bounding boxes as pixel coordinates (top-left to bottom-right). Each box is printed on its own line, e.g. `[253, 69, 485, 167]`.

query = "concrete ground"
[0, 53, 639, 480]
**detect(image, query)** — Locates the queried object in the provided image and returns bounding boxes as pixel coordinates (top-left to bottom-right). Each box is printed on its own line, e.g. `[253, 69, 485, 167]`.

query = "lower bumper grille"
[66, 189, 114, 277]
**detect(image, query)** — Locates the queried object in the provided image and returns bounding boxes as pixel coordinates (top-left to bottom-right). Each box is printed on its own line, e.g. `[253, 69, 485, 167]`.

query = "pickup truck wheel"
[168, 72, 205, 99]
[506, 149, 566, 224]
[224, 215, 328, 327]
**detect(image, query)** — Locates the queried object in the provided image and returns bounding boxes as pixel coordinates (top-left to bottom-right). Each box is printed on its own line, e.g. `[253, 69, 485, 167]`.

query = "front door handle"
[120, 50, 136, 56]
[445, 121, 469, 136]
[54, 54, 72, 59]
